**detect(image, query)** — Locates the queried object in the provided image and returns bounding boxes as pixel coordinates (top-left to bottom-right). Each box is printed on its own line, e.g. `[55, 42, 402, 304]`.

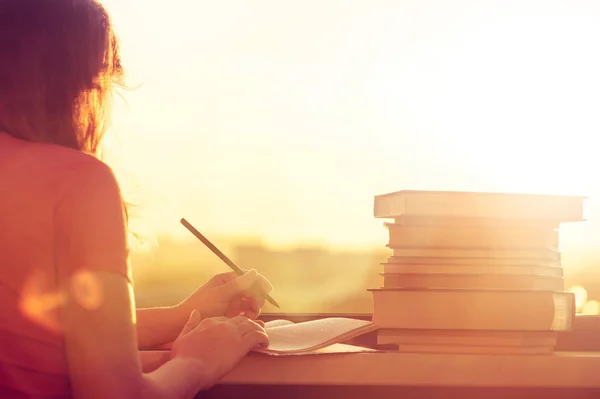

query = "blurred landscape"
[132, 235, 600, 315]
[132, 236, 383, 314]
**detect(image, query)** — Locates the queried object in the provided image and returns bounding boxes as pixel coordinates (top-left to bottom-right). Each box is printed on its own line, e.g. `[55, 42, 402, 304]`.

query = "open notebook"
[253, 317, 378, 356]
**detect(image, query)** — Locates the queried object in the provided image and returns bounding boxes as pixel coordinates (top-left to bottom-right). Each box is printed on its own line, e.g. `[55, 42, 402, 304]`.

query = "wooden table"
[139, 313, 597, 398]
[199, 351, 600, 398]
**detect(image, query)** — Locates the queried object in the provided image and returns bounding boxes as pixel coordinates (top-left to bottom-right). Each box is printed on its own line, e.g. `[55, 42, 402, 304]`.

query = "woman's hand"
[178, 269, 273, 320]
[170, 311, 269, 388]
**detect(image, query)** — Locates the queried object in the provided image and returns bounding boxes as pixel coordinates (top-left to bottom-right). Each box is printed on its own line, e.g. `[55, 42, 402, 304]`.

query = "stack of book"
[369, 190, 585, 354]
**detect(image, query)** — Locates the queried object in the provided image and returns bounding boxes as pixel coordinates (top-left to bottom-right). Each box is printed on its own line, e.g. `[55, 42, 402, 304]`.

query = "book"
[392, 214, 562, 228]
[368, 189, 582, 355]
[381, 263, 564, 277]
[388, 247, 561, 261]
[385, 256, 561, 268]
[253, 317, 378, 356]
[370, 289, 575, 331]
[373, 190, 585, 221]
[394, 343, 554, 355]
[381, 273, 564, 291]
[377, 328, 557, 346]
[385, 222, 559, 249]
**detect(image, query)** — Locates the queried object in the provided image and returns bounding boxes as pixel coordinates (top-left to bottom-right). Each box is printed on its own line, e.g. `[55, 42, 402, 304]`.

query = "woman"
[0, 0, 272, 398]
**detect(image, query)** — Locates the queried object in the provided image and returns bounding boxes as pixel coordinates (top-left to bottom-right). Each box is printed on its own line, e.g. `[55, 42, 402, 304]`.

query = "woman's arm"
[60, 271, 207, 399]
[54, 161, 209, 398]
[136, 306, 188, 350]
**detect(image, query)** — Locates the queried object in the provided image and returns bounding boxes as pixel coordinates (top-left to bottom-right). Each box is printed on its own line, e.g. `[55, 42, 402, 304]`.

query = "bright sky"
[100, 0, 600, 251]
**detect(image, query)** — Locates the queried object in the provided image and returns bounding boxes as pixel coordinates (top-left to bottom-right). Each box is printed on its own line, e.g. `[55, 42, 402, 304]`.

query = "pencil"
[180, 218, 281, 308]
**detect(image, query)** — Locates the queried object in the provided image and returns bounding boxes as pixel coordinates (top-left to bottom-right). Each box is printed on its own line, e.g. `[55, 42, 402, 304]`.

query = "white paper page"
[258, 317, 376, 354]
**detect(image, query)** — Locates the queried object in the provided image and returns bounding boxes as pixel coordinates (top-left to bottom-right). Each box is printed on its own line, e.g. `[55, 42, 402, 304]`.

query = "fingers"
[229, 314, 260, 328]
[242, 330, 269, 350]
[237, 297, 263, 320]
[253, 273, 273, 295]
[230, 315, 265, 335]
[225, 296, 263, 319]
[229, 316, 269, 350]
[249, 296, 264, 316]
[186, 316, 269, 352]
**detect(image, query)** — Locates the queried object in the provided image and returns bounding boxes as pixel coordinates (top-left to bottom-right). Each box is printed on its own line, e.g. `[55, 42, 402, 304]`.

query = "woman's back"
[0, 132, 121, 398]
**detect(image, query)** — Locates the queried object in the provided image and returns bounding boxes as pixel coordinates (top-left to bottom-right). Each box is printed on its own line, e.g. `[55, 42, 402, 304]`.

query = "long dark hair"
[0, 0, 123, 155]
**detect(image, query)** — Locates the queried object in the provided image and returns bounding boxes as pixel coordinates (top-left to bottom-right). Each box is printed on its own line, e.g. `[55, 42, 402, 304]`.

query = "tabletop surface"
[217, 350, 600, 387]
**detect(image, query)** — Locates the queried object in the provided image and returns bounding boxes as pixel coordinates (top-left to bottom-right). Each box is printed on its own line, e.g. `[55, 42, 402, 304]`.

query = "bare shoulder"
[32, 140, 112, 173]
[4, 135, 113, 174]
[53, 153, 121, 202]
[33, 144, 120, 198]
[1, 134, 120, 203]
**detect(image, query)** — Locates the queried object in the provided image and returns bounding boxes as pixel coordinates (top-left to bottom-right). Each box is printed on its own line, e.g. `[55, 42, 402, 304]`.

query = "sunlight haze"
[100, 0, 600, 253]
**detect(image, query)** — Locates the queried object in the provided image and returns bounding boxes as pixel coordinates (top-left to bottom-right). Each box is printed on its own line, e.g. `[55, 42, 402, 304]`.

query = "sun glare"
[99, 1, 600, 250]
[582, 300, 600, 315]
[94, 0, 600, 315]
[568, 285, 590, 313]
